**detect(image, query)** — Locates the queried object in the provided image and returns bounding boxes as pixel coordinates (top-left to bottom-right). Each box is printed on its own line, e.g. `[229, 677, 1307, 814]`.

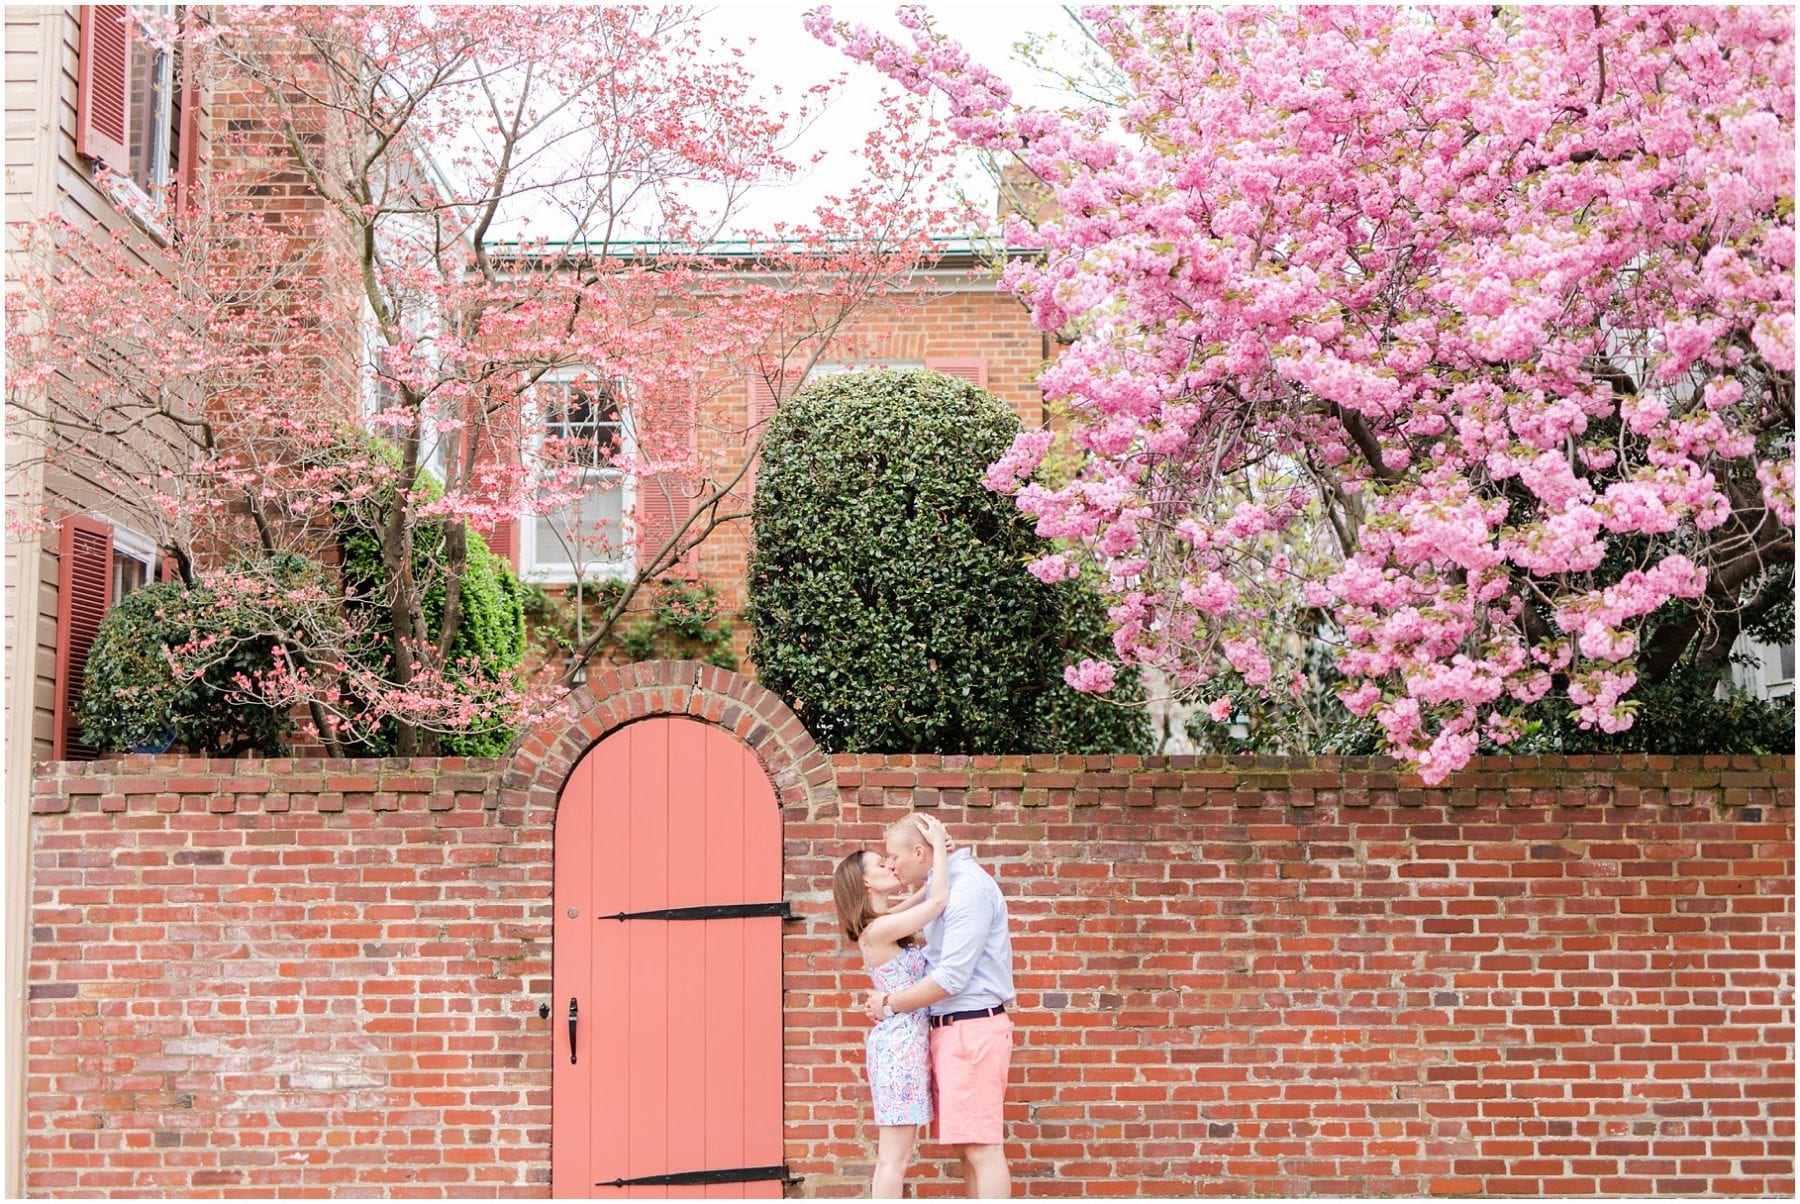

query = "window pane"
[113, 554, 150, 602]
[1780, 642, 1795, 682]
[545, 379, 622, 469]
[533, 478, 625, 570]
[126, 27, 175, 194]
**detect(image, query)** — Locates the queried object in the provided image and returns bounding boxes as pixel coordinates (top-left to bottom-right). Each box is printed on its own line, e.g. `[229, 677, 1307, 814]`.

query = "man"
[865, 815, 1015, 1198]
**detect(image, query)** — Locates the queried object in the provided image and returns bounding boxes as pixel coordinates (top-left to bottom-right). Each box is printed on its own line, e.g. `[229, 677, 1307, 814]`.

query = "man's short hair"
[884, 815, 928, 849]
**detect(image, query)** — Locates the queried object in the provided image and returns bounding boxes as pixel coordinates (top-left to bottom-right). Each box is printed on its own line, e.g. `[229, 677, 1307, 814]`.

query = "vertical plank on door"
[702, 723, 747, 1198]
[665, 720, 709, 1189]
[550, 723, 594, 1195]
[590, 731, 632, 1197]
[741, 734, 785, 1198]
[626, 719, 672, 1199]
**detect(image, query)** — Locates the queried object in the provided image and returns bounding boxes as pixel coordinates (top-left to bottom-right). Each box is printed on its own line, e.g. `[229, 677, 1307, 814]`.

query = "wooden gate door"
[552, 717, 786, 1198]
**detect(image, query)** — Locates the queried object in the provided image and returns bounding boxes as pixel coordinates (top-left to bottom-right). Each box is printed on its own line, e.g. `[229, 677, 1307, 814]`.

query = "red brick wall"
[27, 687, 1795, 1197]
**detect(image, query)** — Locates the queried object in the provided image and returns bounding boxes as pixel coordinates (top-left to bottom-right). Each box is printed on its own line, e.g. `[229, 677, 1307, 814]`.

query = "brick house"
[480, 240, 1055, 672]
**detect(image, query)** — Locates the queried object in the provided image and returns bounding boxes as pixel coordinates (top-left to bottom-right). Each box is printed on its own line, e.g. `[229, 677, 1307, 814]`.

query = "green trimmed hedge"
[747, 369, 1150, 755]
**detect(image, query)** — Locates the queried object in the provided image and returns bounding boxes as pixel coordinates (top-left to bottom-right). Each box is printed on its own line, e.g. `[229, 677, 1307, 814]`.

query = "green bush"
[77, 573, 298, 757]
[337, 435, 527, 756]
[522, 576, 739, 674]
[747, 368, 1147, 754]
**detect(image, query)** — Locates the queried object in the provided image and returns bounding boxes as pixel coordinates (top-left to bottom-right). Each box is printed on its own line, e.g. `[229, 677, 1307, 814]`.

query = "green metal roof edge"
[486, 234, 1041, 258]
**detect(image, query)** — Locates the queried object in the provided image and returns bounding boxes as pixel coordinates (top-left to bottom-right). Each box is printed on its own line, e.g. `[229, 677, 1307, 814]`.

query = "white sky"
[693, 4, 1081, 234]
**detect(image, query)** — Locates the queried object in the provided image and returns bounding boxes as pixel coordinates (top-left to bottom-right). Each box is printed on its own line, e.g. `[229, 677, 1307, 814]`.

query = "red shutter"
[745, 367, 805, 429]
[925, 358, 990, 389]
[77, 6, 131, 168]
[637, 386, 700, 576]
[466, 397, 521, 571]
[489, 517, 519, 570]
[52, 516, 115, 761]
[746, 367, 804, 495]
[635, 475, 694, 579]
[158, 554, 179, 583]
[174, 9, 200, 219]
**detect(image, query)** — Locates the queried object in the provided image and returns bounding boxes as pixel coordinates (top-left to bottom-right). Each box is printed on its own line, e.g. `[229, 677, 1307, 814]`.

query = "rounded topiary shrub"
[77, 574, 298, 757]
[748, 368, 1146, 754]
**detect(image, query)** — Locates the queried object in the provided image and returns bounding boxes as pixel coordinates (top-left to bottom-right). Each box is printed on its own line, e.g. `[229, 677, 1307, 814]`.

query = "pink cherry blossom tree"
[9, 5, 962, 755]
[811, 5, 1795, 781]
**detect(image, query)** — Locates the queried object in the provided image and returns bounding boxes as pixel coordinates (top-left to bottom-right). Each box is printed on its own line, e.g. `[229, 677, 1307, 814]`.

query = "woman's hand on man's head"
[913, 812, 949, 850]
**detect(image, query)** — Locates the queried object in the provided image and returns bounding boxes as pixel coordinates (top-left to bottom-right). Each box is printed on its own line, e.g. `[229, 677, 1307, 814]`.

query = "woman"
[832, 813, 950, 1199]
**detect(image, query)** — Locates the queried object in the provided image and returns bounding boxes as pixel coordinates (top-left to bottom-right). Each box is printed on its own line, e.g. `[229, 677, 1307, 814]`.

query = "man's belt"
[928, 1004, 1007, 1028]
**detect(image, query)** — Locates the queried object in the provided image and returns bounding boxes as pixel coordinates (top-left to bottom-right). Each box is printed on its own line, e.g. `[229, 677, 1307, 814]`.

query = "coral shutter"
[52, 516, 115, 761]
[744, 366, 805, 429]
[636, 387, 698, 576]
[925, 358, 990, 389]
[481, 401, 522, 571]
[77, 5, 131, 167]
[745, 367, 803, 493]
[174, 9, 201, 218]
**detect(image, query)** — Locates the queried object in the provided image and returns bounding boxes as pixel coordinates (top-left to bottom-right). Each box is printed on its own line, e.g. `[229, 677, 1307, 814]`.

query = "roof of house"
[485, 233, 1042, 269]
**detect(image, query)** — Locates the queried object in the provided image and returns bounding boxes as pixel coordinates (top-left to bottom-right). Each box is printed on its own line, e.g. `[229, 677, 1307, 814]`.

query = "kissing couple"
[832, 814, 1017, 1198]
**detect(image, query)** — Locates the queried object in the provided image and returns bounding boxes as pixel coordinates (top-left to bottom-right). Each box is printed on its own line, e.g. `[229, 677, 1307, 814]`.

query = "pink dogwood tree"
[810, 4, 1796, 781]
[9, 5, 962, 754]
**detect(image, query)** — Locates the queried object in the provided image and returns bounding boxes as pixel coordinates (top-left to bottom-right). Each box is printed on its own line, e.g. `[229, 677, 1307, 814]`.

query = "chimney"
[994, 160, 1057, 228]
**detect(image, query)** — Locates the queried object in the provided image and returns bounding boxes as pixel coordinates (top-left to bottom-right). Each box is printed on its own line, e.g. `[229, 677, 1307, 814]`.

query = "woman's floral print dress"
[865, 944, 932, 1125]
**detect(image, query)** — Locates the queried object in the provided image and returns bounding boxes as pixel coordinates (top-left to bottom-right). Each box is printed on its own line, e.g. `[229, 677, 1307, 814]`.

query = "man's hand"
[863, 989, 888, 1023]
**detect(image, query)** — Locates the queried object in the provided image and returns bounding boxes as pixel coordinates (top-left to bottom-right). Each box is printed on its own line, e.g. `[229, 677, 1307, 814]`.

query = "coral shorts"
[928, 1011, 1013, 1146]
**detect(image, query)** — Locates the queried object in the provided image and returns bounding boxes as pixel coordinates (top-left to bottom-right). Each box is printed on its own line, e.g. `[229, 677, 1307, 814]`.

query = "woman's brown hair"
[831, 851, 913, 947]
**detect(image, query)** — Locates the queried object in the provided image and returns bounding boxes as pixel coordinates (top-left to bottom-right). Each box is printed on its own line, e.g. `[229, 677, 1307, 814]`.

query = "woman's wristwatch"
[878, 993, 896, 1020]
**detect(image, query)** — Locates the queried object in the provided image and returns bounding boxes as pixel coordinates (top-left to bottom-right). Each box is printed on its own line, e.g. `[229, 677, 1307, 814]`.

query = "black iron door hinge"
[597, 1163, 799, 1189]
[599, 901, 794, 922]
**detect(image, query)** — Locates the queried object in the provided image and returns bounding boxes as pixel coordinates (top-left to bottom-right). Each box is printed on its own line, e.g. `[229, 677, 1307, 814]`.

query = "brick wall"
[25, 675, 1795, 1196]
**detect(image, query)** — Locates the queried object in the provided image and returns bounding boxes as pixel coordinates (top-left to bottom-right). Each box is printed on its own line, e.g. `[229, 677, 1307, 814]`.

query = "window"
[79, 5, 192, 223]
[110, 525, 158, 603]
[125, 5, 180, 198]
[53, 515, 164, 760]
[361, 297, 447, 482]
[521, 373, 633, 582]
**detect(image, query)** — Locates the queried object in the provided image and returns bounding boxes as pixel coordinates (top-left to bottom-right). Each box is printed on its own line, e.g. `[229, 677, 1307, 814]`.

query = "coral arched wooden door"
[553, 717, 787, 1198]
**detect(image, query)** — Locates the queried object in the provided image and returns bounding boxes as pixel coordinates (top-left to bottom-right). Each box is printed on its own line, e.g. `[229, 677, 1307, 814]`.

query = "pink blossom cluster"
[814, 5, 1795, 783]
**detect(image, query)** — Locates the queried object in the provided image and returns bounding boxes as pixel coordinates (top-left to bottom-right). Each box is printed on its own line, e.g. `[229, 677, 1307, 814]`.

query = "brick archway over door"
[498, 660, 837, 825]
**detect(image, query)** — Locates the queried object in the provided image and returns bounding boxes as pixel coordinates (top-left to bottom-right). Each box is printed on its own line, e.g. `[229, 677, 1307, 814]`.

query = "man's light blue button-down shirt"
[921, 848, 1016, 1016]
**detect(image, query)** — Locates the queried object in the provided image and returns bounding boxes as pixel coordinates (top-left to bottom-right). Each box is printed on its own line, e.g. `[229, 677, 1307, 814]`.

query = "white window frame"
[1727, 631, 1796, 701]
[519, 368, 636, 584]
[94, 4, 180, 239]
[127, 5, 178, 196]
[812, 359, 926, 377]
[105, 521, 159, 603]
[360, 295, 447, 484]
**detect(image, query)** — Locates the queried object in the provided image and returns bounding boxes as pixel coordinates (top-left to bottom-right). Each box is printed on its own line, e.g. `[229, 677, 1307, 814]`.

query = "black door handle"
[568, 997, 579, 1065]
